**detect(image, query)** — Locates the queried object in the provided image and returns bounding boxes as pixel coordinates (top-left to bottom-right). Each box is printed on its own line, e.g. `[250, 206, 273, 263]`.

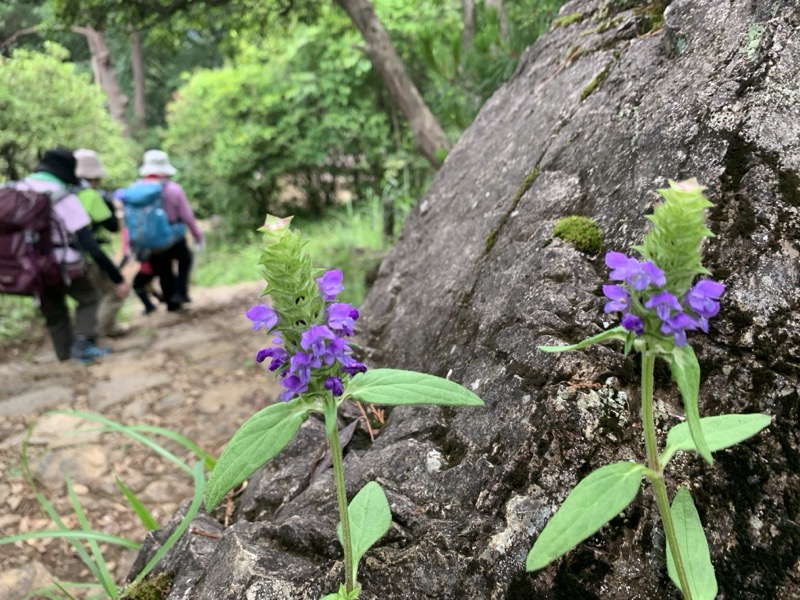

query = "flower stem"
[641, 351, 693, 600]
[325, 398, 356, 594]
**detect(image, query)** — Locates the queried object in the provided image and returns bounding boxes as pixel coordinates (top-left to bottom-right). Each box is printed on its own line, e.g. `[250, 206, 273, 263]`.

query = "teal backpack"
[121, 181, 185, 252]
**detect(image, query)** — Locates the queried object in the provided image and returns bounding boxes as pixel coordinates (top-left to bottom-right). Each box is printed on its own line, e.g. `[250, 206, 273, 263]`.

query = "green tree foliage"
[0, 43, 137, 186]
[164, 7, 427, 232]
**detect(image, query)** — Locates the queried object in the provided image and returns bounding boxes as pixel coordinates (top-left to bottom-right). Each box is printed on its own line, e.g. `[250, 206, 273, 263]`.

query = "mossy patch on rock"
[552, 215, 603, 254]
[119, 572, 173, 600]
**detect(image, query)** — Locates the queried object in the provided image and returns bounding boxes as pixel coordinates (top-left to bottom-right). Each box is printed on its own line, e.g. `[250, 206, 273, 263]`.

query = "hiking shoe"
[71, 341, 111, 364]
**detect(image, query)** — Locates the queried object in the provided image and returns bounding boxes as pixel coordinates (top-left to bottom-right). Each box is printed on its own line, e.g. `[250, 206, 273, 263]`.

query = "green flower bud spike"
[257, 214, 323, 347]
[635, 178, 715, 296]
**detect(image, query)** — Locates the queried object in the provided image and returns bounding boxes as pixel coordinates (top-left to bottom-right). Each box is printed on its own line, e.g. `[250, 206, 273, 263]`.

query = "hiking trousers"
[88, 260, 124, 337]
[150, 238, 192, 310]
[39, 273, 101, 361]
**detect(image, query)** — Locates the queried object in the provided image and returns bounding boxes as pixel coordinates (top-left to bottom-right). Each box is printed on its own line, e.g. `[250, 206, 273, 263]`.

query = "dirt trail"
[0, 282, 283, 598]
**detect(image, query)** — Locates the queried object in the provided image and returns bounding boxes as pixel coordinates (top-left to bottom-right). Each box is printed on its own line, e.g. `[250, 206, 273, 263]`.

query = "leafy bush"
[0, 43, 138, 188]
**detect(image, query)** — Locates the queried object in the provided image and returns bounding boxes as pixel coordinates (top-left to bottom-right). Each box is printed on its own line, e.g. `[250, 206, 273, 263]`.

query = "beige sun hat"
[139, 149, 177, 177]
[74, 149, 108, 179]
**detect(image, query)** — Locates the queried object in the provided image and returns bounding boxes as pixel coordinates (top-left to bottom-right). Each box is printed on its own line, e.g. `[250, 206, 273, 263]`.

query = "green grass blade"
[128, 425, 216, 470]
[131, 461, 207, 586]
[115, 475, 159, 531]
[48, 410, 193, 476]
[21, 420, 103, 583]
[65, 475, 117, 597]
[0, 529, 141, 549]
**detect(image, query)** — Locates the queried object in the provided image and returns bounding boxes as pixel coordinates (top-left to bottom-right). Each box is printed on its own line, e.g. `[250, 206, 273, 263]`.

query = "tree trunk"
[128, 25, 147, 134]
[73, 26, 130, 136]
[333, 0, 451, 168]
[462, 0, 476, 52]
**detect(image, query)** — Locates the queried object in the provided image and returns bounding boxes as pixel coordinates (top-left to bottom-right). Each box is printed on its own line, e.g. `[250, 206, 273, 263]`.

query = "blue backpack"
[121, 181, 185, 252]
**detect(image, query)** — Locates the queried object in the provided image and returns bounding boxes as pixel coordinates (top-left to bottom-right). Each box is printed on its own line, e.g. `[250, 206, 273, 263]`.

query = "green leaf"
[667, 487, 718, 600]
[660, 413, 771, 468]
[344, 369, 484, 407]
[666, 345, 712, 464]
[526, 461, 645, 571]
[205, 399, 309, 511]
[337, 482, 392, 584]
[537, 326, 628, 353]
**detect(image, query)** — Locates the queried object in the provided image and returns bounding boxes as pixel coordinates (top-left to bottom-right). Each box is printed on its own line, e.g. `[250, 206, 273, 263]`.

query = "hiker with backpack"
[121, 150, 203, 312]
[74, 149, 128, 338]
[0, 148, 129, 363]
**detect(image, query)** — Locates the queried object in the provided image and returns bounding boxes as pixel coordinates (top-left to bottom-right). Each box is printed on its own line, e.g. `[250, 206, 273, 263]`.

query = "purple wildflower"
[327, 303, 359, 336]
[685, 280, 725, 319]
[324, 376, 344, 396]
[280, 374, 308, 402]
[301, 325, 336, 356]
[317, 270, 344, 301]
[645, 291, 682, 321]
[256, 346, 289, 371]
[660, 312, 697, 346]
[606, 252, 666, 291]
[290, 351, 320, 383]
[621, 313, 644, 335]
[246, 304, 279, 331]
[603, 285, 630, 313]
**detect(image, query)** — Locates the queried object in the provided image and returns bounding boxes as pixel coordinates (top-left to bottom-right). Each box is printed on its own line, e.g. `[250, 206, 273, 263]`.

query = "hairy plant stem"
[325, 398, 356, 594]
[641, 351, 693, 600]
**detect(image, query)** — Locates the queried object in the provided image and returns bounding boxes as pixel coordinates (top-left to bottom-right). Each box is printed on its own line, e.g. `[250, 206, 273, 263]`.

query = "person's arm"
[74, 227, 124, 284]
[99, 192, 120, 233]
[167, 182, 204, 244]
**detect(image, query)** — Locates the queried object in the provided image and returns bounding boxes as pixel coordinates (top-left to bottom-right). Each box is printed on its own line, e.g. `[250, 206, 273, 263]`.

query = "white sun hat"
[139, 149, 177, 177]
[74, 148, 108, 179]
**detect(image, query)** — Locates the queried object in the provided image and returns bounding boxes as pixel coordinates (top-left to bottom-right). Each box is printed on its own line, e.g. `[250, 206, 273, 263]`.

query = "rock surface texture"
[132, 0, 800, 598]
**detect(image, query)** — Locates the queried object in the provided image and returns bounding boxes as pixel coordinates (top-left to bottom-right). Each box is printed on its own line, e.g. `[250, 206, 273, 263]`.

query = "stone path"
[0, 282, 283, 599]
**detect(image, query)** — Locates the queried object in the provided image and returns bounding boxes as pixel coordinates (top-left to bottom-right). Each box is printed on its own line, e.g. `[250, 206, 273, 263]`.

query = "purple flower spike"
[324, 376, 344, 396]
[621, 313, 644, 335]
[246, 305, 279, 332]
[317, 270, 344, 301]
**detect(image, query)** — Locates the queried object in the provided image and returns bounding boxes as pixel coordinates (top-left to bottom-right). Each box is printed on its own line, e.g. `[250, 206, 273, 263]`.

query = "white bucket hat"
[74, 148, 108, 179]
[139, 149, 177, 177]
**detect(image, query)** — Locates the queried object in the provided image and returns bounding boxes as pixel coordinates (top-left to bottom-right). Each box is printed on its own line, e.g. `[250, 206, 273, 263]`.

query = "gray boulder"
[129, 0, 800, 597]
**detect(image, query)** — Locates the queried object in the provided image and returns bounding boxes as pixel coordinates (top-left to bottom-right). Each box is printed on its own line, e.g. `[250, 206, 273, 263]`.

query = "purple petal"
[317, 270, 344, 301]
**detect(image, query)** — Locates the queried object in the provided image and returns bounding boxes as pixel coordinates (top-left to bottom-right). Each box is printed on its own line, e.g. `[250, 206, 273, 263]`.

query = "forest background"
[0, 0, 566, 350]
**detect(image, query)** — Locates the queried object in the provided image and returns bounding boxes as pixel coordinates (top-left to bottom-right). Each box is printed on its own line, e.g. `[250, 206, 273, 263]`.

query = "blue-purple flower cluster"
[602, 252, 724, 346]
[246, 269, 367, 401]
